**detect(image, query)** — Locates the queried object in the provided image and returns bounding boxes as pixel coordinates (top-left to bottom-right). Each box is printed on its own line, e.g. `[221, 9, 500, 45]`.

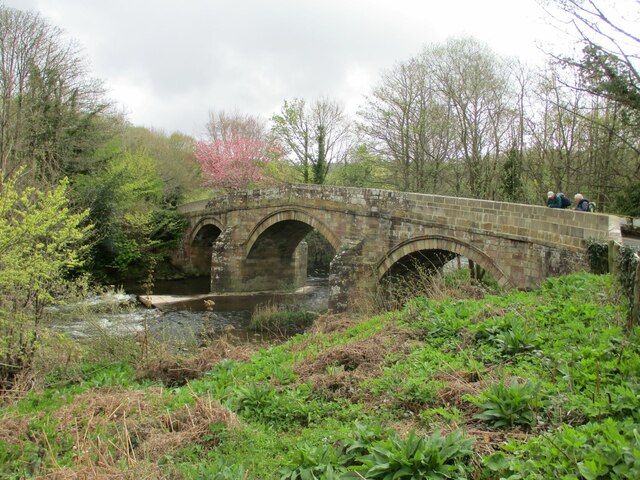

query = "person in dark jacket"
[547, 191, 571, 208]
[574, 193, 591, 212]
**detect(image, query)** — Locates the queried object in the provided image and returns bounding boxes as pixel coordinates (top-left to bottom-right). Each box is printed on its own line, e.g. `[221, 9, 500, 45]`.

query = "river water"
[48, 277, 329, 346]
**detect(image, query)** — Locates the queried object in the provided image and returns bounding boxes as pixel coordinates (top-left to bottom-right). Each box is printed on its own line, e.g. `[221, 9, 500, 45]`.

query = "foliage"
[228, 382, 316, 429]
[250, 304, 318, 336]
[325, 145, 392, 189]
[617, 245, 639, 302]
[0, 171, 90, 386]
[471, 379, 543, 428]
[586, 239, 610, 274]
[74, 143, 187, 280]
[485, 418, 640, 479]
[613, 182, 640, 217]
[279, 444, 350, 480]
[359, 429, 474, 479]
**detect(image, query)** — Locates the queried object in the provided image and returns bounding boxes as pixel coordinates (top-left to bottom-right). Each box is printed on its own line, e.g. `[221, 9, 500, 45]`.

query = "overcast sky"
[8, 0, 567, 138]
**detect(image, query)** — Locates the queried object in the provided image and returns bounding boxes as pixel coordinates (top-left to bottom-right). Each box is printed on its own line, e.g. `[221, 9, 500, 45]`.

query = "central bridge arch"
[245, 208, 340, 255]
[241, 209, 340, 291]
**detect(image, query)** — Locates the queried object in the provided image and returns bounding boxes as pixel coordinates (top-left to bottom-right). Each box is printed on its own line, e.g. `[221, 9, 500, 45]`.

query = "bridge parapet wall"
[180, 184, 619, 251]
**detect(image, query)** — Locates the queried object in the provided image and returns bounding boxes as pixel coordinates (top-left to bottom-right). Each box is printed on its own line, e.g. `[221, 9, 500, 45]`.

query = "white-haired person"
[574, 193, 592, 212]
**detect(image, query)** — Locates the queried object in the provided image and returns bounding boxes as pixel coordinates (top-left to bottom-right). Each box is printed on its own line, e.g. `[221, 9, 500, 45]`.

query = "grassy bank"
[1, 273, 638, 479]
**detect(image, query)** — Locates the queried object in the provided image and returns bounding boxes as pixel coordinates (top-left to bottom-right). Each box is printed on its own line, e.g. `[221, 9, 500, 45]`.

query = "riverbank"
[1, 273, 638, 478]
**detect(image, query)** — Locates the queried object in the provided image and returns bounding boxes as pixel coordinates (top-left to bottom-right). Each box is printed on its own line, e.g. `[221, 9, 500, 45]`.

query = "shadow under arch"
[245, 208, 340, 256]
[240, 208, 339, 291]
[188, 217, 225, 276]
[376, 235, 513, 289]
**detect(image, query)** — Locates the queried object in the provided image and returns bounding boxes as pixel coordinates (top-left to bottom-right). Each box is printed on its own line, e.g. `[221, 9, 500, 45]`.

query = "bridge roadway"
[175, 184, 624, 311]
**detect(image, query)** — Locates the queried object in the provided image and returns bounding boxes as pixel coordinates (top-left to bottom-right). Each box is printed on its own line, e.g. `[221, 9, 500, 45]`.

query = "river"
[48, 277, 329, 346]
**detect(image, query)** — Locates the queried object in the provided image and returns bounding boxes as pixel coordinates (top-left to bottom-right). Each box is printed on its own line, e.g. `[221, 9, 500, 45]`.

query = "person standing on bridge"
[547, 191, 571, 209]
[574, 193, 594, 212]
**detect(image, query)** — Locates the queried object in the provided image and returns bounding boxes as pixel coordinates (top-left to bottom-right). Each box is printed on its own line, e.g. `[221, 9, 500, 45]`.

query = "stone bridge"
[174, 184, 622, 311]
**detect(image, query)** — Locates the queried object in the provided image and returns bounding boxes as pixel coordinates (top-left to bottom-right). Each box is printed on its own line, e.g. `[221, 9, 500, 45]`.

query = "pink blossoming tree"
[195, 138, 269, 190]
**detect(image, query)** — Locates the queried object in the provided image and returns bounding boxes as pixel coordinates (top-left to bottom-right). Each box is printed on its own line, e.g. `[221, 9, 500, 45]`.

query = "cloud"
[8, 0, 558, 136]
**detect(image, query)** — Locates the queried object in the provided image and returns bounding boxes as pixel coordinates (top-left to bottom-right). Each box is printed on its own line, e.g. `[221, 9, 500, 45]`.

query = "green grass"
[1, 272, 638, 479]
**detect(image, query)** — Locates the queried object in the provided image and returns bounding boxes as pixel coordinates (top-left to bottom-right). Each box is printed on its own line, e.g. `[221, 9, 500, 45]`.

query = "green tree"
[0, 170, 90, 386]
[74, 144, 186, 281]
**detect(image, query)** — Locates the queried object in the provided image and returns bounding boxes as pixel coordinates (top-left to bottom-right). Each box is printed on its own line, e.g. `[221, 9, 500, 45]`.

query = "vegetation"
[0, 3, 639, 477]
[250, 303, 318, 336]
[0, 273, 637, 478]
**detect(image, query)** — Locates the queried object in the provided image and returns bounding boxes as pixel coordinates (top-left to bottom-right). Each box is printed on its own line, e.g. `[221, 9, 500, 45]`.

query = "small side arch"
[245, 208, 340, 256]
[189, 217, 225, 246]
[376, 235, 513, 288]
[187, 217, 225, 276]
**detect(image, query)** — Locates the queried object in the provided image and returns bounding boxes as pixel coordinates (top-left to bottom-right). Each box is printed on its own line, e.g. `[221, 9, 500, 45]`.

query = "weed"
[250, 303, 317, 336]
[359, 429, 474, 479]
[470, 378, 543, 428]
[279, 444, 350, 479]
[485, 418, 640, 479]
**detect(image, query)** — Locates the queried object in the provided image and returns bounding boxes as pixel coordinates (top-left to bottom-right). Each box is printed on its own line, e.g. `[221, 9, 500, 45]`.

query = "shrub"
[0, 172, 90, 388]
[471, 379, 542, 428]
[359, 429, 474, 479]
[280, 444, 350, 480]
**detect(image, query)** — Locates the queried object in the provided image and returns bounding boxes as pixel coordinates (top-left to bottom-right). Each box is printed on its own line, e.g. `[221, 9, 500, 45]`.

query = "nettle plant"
[470, 379, 543, 428]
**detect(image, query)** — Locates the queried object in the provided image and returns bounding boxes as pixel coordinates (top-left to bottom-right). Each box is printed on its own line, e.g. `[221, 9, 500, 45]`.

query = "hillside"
[1, 273, 638, 479]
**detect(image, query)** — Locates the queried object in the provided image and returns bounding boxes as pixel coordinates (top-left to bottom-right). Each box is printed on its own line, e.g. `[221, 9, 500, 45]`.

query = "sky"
[7, 0, 567, 138]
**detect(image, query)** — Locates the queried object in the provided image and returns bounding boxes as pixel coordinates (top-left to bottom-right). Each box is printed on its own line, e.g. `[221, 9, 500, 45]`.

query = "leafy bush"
[359, 429, 474, 479]
[180, 457, 246, 479]
[471, 379, 542, 428]
[0, 172, 90, 387]
[229, 382, 315, 428]
[495, 321, 541, 356]
[280, 444, 350, 480]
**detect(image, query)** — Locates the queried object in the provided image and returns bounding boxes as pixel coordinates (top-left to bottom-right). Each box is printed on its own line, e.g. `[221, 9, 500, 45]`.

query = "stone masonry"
[175, 184, 623, 311]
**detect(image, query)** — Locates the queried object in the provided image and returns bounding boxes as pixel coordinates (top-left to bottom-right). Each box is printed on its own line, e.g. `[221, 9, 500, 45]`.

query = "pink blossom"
[195, 138, 268, 190]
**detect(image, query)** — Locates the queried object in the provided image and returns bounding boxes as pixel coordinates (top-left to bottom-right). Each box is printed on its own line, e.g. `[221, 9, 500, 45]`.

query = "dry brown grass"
[137, 337, 256, 387]
[294, 324, 418, 402]
[1, 386, 240, 479]
[309, 313, 362, 335]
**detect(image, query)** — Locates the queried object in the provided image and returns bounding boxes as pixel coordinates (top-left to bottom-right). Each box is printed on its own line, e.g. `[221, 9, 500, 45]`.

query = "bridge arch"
[189, 217, 225, 276]
[245, 208, 340, 256]
[190, 217, 225, 246]
[377, 235, 513, 288]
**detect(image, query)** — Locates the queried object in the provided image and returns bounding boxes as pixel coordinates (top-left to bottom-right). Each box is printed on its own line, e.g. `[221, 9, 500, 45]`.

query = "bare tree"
[0, 5, 110, 184]
[422, 38, 515, 198]
[358, 58, 456, 193]
[542, 0, 640, 110]
[206, 110, 267, 143]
